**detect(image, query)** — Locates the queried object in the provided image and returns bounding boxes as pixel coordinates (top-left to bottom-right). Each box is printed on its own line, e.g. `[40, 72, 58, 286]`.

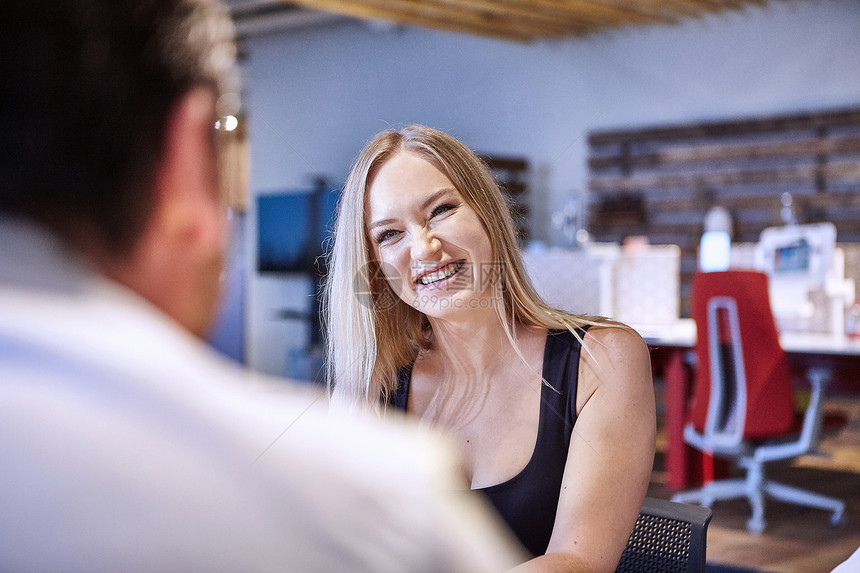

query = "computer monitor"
[256, 185, 339, 349]
[256, 186, 339, 275]
[754, 222, 836, 289]
[754, 222, 837, 327]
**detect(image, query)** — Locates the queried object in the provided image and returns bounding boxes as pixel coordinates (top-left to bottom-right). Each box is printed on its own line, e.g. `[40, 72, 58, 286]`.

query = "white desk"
[630, 320, 860, 489]
[780, 332, 860, 356]
[632, 319, 860, 356]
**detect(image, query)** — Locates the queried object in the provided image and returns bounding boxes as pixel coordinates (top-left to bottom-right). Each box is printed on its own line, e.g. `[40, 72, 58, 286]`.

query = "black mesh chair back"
[616, 497, 713, 573]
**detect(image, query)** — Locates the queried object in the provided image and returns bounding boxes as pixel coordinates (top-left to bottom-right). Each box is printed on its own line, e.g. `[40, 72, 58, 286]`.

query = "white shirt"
[0, 218, 523, 572]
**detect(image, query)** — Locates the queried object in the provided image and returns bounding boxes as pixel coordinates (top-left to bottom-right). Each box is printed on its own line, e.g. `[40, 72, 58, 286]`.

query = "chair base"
[672, 476, 845, 534]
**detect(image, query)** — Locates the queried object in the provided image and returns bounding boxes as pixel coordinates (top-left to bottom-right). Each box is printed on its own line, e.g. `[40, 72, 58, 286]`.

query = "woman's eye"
[375, 229, 399, 244]
[431, 203, 458, 218]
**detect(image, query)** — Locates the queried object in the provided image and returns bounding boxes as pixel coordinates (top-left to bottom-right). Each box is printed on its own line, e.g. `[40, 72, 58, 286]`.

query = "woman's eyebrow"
[368, 188, 457, 230]
[419, 188, 457, 211]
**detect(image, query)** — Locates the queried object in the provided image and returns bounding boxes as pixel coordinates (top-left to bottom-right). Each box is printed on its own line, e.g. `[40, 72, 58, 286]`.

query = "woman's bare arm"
[512, 324, 656, 572]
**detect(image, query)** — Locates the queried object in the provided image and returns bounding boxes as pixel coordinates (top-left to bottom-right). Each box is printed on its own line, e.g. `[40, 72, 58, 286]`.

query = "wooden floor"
[649, 394, 860, 573]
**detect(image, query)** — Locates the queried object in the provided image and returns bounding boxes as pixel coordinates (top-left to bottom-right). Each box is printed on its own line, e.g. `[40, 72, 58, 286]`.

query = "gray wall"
[241, 0, 860, 375]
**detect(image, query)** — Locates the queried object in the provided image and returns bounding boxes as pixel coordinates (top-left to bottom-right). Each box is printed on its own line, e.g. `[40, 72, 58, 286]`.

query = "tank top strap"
[389, 366, 411, 411]
[541, 326, 589, 446]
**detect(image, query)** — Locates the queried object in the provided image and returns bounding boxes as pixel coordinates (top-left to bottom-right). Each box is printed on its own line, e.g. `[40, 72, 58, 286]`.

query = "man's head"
[0, 0, 238, 336]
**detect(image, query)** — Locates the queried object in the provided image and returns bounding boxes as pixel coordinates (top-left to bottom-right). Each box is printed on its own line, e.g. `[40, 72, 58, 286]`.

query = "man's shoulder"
[0, 348, 522, 572]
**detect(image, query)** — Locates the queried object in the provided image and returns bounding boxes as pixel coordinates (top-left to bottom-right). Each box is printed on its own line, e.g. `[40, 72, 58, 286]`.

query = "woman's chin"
[408, 289, 497, 319]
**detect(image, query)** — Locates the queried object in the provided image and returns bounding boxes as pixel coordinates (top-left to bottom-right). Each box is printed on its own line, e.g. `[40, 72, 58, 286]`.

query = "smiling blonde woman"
[324, 124, 655, 572]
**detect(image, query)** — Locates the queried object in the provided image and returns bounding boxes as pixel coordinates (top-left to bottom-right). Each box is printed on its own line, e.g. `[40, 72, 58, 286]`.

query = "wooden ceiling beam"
[567, 0, 682, 24]
[617, 0, 765, 19]
[284, 0, 538, 41]
[637, 1, 752, 23]
[285, 0, 610, 41]
[596, 0, 707, 20]
[280, 0, 777, 41]
[464, 0, 678, 27]
[416, 0, 604, 35]
[428, 0, 658, 30]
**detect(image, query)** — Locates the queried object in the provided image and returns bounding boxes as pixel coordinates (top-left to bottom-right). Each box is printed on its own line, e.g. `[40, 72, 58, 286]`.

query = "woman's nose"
[410, 227, 441, 261]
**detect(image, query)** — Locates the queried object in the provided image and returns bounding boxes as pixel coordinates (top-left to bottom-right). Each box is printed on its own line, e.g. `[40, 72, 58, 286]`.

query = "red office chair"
[672, 271, 845, 533]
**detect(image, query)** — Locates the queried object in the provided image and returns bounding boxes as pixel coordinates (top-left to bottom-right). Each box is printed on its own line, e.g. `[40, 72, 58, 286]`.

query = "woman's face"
[365, 151, 496, 319]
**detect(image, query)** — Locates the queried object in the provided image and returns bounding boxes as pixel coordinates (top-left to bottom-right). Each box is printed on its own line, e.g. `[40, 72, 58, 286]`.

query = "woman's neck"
[423, 306, 541, 379]
[412, 308, 547, 428]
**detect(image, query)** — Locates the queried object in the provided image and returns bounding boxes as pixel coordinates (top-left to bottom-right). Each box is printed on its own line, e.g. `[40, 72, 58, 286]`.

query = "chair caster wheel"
[746, 517, 765, 535]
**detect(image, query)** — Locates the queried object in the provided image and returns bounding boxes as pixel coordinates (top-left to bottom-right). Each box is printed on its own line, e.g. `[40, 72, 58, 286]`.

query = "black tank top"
[389, 328, 586, 556]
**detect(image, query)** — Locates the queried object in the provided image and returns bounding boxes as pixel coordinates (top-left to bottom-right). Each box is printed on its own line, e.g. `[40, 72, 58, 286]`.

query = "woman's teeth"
[419, 262, 464, 285]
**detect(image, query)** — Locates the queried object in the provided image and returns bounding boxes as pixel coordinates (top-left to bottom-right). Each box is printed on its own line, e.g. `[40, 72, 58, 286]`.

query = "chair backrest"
[616, 497, 713, 573]
[702, 296, 748, 448]
[687, 271, 796, 440]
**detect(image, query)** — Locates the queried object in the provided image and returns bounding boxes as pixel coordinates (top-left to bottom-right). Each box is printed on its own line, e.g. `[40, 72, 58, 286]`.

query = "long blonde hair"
[324, 125, 603, 412]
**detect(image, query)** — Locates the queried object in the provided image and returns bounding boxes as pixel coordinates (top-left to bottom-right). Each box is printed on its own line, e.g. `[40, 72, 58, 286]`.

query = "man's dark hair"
[0, 0, 236, 253]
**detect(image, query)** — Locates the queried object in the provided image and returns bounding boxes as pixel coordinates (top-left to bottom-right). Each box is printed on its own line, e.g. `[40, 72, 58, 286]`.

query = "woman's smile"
[414, 260, 466, 288]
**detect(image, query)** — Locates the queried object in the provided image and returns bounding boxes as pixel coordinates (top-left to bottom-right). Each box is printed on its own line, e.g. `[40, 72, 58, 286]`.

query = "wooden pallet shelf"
[587, 107, 860, 316]
[480, 153, 530, 242]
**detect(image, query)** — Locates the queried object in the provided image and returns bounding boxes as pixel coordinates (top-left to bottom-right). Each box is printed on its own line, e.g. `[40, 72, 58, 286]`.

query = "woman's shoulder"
[578, 321, 651, 390]
[546, 321, 644, 350]
[581, 321, 646, 349]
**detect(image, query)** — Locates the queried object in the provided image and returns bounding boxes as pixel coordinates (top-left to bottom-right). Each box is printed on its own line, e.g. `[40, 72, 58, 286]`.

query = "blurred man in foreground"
[0, 1, 521, 570]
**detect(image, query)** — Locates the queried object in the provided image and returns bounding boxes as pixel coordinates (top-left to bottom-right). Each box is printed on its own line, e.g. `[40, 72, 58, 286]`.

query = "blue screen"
[257, 188, 338, 273]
